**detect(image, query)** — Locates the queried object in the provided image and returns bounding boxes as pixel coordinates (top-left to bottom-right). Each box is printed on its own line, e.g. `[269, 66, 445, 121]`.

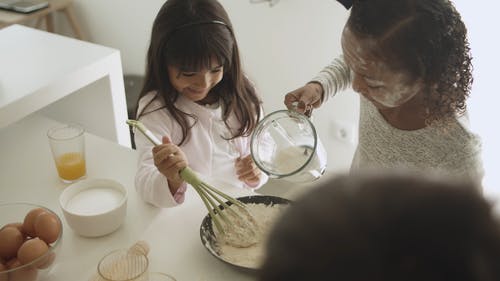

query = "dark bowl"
[200, 195, 292, 273]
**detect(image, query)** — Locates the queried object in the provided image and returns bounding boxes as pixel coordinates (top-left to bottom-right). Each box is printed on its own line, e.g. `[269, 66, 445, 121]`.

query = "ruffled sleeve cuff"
[243, 173, 269, 190]
[172, 182, 187, 204]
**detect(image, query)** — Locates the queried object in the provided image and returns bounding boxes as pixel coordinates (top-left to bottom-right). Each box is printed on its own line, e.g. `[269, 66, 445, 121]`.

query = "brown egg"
[0, 226, 24, 260]
[5, 257, 19, 269]
[37, 251, 55, 269]
[8, 260, 38, 281]
[1, 222, 24, 234]
[17, 238, 49, 267]
[23, 208, 47, 238]
[34, 212, 61, 244]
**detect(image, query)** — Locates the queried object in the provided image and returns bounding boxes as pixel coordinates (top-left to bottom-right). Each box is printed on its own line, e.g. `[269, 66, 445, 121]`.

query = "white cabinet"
[0, 24, 130, 147]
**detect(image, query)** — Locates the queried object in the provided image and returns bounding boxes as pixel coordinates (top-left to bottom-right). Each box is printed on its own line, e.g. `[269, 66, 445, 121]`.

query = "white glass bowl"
[0, 202, 63, 281]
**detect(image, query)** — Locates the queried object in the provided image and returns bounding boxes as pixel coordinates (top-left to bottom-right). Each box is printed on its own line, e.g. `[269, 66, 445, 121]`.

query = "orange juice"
[56, 152, 86, 181]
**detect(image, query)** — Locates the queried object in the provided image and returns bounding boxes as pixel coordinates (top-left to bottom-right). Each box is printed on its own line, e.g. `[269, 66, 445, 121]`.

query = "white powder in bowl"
[212, 202, 289, 269]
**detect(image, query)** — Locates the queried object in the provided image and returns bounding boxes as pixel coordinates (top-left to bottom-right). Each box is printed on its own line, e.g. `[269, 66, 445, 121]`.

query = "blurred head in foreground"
[259, 170, 500, 281]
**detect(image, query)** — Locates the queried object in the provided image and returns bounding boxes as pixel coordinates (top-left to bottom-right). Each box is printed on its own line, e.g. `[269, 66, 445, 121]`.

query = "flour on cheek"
[369, 70, 421, 108]
[342, 27, 421, 108]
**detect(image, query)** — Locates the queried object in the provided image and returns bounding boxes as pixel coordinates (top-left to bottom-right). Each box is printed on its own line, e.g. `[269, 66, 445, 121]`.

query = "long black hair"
[137, 0, 261, 145]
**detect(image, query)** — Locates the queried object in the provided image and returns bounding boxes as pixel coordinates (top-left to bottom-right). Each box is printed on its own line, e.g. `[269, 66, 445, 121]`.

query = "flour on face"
[341, 26, 423, 109]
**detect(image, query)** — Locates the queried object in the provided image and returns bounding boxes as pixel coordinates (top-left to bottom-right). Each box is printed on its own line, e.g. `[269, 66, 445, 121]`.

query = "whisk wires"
[127, 119, 255, 237]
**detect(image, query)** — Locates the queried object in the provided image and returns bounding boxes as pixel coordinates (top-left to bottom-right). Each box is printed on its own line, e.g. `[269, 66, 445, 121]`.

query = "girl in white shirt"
[134, 0, 267, 207]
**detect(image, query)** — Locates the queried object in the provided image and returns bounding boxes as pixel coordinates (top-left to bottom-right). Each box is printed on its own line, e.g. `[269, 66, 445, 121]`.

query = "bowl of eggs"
[0, 202, 63, 281]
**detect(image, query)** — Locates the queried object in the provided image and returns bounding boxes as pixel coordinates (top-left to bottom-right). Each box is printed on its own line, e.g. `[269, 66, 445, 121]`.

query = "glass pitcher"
[250, 109, 327, 182]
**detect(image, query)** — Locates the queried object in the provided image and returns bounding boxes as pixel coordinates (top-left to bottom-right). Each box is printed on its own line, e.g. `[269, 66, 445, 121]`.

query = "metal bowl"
[200, 195, 291, 273]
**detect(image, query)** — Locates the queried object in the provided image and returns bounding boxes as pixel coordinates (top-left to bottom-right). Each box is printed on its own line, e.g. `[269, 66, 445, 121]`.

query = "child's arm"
[284, 55, 351, 113]
[311, 55, 352, 103]
[134, 110, 188, 207]
[152, 136, 188, 194]
[235, 155, 262, 188]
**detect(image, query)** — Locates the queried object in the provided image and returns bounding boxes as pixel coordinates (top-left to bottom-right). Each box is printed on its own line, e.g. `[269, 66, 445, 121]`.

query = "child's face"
[341, 26, 423, 109]
[168, 57, 224, 104]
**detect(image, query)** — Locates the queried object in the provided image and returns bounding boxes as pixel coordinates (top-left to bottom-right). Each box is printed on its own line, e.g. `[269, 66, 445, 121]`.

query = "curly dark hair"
[348, 0, 473, 124]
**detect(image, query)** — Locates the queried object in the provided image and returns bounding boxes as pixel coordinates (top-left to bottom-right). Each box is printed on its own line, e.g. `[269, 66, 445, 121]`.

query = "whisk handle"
[179, 167, 202, 186]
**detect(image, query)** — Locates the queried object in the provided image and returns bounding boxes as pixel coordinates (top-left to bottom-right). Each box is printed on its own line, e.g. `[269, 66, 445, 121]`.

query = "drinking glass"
[149, 272, 176, 281]
[97, 249, 149, 281]
[47, 123, 86, 183]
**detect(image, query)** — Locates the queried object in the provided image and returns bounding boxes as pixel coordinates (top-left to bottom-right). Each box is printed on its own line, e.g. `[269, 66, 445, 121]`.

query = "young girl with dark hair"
[284, 0, 483, 185]
[134, 0, 267, 207]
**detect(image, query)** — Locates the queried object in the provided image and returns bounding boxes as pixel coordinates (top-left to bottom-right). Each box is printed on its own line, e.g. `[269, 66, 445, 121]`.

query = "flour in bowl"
[212, 202, 289, 268]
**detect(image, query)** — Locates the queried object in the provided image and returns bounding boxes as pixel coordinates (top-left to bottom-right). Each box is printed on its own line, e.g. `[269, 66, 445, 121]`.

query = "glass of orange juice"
[47, 123, 86, 183]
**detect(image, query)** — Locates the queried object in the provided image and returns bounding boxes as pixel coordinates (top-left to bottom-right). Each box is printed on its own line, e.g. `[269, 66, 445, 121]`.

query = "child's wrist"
[244, 179, 260, 188]
[167, 178, 185, 194]
[307, 81, 325, 103]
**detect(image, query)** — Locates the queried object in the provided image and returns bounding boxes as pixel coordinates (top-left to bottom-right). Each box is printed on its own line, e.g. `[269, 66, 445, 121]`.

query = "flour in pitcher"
[272, 145, 312, 174]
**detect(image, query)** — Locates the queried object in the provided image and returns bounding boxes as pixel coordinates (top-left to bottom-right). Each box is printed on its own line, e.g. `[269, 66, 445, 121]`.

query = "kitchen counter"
[0, 114, 270, 281]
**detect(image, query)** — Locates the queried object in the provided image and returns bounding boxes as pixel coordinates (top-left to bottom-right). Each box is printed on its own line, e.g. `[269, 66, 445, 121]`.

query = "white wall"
[60, 0, 359, 175]
[453, 0, 500, 199]
[55, 0, 497, 196]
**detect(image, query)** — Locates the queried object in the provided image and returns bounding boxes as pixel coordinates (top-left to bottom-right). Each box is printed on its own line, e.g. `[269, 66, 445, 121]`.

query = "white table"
[0, 24, 130, 147]
[0, 114, 267, 281]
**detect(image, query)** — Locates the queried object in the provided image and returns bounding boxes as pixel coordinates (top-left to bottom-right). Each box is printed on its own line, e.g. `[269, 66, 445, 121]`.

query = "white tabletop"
[0, 114, 266, 281]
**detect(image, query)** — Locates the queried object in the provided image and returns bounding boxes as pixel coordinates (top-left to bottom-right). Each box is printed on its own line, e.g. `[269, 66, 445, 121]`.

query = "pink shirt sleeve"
[172, 182, 187, 204]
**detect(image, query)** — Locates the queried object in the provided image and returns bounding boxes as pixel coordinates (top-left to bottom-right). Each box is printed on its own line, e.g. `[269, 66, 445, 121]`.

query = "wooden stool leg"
[45, 14, 54, 33]
[62, 4, 85, 40]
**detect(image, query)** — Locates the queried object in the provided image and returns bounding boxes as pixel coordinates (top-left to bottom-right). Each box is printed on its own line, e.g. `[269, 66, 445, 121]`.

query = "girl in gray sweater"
[284, 0, 483, 185]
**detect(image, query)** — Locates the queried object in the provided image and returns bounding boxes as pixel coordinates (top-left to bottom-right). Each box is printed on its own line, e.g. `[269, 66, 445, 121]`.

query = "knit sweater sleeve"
[311, 55, 352, 103]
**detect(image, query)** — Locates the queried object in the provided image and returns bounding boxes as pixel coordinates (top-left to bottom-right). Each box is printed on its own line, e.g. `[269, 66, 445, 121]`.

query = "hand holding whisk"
[127, 120, 260, 248]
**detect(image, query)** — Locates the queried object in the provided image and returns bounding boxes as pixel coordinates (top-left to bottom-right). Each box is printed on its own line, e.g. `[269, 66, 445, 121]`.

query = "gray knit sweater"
[313, 56, 484, 183]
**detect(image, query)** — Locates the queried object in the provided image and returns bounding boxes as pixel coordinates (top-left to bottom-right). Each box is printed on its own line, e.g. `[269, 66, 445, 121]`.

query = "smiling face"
[341, 26, 424, 109]
[167, 57, 224, 104]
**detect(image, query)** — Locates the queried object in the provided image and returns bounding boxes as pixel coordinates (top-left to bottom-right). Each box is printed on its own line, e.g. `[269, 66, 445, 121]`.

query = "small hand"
[152, 136, 188, 192]
[283, 82, 324, 116]
[235, 155, 261, 187]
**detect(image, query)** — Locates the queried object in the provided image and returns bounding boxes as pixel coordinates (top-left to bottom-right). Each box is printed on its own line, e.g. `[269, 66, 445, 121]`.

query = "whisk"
[127, 119, 259, 247]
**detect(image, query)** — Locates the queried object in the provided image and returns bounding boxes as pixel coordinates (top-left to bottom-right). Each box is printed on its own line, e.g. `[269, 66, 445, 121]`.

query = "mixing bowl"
[200, 195, 291, 272]
[0, 202, 63, 281]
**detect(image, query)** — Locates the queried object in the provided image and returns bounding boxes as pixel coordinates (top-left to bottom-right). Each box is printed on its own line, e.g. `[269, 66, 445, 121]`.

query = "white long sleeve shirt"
[134, 92, 268, 208]
[312, 56, 484, 184]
